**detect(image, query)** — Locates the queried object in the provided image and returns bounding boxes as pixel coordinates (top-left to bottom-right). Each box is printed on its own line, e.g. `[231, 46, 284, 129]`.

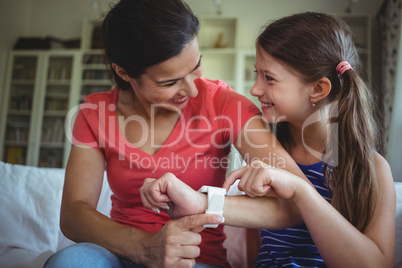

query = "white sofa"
[0, 161, 401, 268]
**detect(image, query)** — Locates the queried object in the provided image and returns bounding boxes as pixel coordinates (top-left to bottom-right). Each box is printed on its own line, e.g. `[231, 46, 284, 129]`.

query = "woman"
[45, 1, 306, 267]
[141, 12, 396, 267]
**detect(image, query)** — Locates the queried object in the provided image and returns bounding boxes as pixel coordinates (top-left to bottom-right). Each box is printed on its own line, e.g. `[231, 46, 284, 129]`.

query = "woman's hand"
[140, 173, 207, 219]
[223, 160, 308, 202]
[138, 213, 224, 268]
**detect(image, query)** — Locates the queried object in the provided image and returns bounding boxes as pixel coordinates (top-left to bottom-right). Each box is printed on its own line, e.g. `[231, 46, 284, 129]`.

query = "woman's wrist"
[198, 191, 209, 214]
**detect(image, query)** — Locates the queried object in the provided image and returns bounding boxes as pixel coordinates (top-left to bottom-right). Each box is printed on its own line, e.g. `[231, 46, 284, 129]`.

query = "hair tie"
[336, 61, 353, 75]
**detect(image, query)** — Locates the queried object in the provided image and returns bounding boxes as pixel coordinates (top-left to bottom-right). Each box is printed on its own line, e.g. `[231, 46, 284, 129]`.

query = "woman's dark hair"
[258, 12, 379, 232]
[102, 0, 199, 90]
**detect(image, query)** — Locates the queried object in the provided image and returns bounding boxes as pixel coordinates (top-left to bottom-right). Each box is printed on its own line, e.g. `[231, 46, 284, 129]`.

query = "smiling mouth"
[170, 96, 189, 104]
[261, 101, 274, 108]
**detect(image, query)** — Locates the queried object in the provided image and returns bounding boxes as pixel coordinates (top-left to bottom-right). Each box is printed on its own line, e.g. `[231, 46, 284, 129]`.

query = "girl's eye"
[265, 75, 274, 81]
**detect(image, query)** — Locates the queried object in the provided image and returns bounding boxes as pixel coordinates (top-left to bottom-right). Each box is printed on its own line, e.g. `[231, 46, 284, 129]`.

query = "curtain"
[378, 0, 402, 181]
[378, 0, 402, 153]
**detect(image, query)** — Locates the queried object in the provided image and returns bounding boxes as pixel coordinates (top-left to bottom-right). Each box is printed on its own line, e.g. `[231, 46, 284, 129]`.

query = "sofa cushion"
[0, 162, 113, 267]
[0, 162, 66, 266]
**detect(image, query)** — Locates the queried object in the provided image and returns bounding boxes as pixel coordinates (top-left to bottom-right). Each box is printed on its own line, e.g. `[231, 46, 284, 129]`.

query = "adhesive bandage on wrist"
[198, 185, 226, 228]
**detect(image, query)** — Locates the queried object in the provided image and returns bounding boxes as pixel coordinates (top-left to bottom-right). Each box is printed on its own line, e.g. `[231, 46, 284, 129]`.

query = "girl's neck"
[287, 120, 327, 165]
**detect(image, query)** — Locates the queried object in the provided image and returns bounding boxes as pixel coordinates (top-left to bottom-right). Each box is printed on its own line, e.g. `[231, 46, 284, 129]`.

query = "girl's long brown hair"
[258, 12, 378, 232]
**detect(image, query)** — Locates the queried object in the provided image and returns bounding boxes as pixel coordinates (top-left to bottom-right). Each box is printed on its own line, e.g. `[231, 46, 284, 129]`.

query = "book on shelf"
[82, 69, 109, 80]
[6, 146, 25, 164]
[45, 98, 68, 111]
[83, 54, 106, 65]
[39, 158, 62, 168]
[6, 122, 30, 143]
[41, 118, 65, 144]
[39, 148, 62, 168]
[9, 95, 32, 110]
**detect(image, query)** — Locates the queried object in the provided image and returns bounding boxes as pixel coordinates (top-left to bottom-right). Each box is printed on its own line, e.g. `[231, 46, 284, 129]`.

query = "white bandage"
[198, 186, 226, 228]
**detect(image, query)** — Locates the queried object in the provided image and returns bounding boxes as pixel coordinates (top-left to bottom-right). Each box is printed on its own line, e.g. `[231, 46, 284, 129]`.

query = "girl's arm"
[61, 145, 222, 268]
[291, 152, 395, 267]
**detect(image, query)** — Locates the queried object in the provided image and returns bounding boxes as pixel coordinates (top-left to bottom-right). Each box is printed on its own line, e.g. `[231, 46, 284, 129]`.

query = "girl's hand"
[140, 173, 207, 219]
[223, 160, 306, 202]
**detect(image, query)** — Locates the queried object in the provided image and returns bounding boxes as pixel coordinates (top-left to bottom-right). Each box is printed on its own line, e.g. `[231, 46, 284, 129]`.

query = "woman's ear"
[310, 77, 331, 104]
[112, 63, 131, 82]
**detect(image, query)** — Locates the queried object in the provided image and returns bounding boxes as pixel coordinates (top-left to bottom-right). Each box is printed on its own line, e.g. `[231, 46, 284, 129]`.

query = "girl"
[141, 12, 396, 267]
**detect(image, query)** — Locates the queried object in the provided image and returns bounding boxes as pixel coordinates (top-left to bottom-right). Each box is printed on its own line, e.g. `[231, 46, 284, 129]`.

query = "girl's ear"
[112, 63, 131, 82]
[310, 77, 331, 104]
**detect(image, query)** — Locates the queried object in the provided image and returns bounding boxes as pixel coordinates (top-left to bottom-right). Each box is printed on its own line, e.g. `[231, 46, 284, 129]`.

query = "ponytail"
[325, 68, 378, 232]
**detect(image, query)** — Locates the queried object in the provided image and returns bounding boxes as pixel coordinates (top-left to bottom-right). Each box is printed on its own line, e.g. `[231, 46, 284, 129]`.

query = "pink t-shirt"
[72, 77, 260, 267]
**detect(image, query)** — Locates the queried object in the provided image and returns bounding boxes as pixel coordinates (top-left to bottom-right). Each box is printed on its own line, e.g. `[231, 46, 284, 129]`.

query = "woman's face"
[129, 38, 203, 113]
[250, 49, 314, 126]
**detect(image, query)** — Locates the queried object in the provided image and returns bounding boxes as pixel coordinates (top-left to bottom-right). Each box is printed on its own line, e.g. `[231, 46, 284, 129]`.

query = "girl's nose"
[250, 79, 264, 97]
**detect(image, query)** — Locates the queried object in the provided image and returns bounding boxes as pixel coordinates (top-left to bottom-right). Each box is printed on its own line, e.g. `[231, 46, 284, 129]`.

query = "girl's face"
[128, 38, 203, 113]
[250, 49, 314, 126]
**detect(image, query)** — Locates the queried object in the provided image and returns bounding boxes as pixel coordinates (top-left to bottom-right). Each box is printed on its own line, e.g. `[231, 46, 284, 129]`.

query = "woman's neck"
[118, 89, 176, 121]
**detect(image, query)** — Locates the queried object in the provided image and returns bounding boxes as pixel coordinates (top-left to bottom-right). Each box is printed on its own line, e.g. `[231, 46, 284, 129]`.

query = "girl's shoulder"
[373, 152, 394, 192]
[373, 152, 392, 180]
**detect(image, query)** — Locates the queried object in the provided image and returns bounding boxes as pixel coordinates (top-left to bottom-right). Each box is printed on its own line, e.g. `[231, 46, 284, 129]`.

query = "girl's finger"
[223, 166, 248, 190]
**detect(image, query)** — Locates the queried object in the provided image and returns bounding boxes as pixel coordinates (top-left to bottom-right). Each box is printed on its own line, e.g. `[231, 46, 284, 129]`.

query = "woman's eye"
[163, 81, 177, 87]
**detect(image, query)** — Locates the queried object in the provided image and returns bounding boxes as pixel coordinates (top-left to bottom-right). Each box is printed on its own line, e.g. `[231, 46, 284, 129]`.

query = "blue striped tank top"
[255, 161, 333, 268]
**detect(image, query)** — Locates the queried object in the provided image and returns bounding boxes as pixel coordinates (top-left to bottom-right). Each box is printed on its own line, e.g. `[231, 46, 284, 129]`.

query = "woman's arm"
[226, 115, 308, 227]
[61, 145, 222, 267]
[291, 152, 395, 267]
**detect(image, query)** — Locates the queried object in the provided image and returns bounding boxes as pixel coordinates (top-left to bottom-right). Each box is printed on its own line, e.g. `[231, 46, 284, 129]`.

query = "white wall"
[0, 0, 33, 102]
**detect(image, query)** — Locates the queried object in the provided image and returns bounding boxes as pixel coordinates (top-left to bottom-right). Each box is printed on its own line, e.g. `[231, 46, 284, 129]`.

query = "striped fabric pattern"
[255, 162, 332, 268]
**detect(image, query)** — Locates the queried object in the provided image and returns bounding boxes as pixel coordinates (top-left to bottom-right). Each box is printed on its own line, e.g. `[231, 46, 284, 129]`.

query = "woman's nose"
[181, 76, 199, 98]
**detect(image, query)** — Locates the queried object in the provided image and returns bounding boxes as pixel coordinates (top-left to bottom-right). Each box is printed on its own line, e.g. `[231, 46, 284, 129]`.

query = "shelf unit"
[199, 16, 238, 90]
[0, 50, 81, 168]
[80, 18, 114, 102]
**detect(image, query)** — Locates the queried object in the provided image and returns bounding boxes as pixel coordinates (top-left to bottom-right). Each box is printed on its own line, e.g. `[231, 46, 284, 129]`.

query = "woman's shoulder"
[194, 77, 233, 97]
[83, 86, 117, 105]
[194, 77, 254, 105]
[78, 86, 117, 119]
[195, 77, 229, 89]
